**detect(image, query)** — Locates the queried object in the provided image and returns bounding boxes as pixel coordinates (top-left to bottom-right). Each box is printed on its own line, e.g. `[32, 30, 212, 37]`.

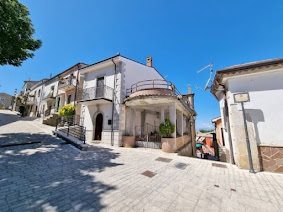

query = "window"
[38, 89, 41, 97]
[56, 97, 61, 111]
[67, 95, 72, 104]
[69, 74, 73, 85]
[34, 91, 37, 97]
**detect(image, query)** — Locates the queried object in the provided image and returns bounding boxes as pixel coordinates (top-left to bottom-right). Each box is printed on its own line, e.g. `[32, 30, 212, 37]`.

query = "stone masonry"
[259, 145, 283, 172]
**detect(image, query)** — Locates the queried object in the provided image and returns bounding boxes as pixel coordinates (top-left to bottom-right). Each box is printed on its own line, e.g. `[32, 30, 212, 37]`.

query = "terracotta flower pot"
[122, 136, 135, 148]
[161, 137, 176, 153]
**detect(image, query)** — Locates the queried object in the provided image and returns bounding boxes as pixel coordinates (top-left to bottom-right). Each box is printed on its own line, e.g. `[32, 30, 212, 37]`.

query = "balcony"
[77, 86, 113, 102]
[58, 77, 75, 91]
[43, 90, 55, 101]
[26, 98, 36, 105]
[126, 79, 183, 98]
[125, 79, 192, 111]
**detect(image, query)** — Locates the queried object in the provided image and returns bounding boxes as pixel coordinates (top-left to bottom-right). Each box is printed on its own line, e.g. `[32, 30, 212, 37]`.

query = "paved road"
[0, 110, 283, 212]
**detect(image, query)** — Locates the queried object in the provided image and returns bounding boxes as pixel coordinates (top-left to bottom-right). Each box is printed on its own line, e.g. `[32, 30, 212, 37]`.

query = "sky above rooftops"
[1, 0, 283, 129]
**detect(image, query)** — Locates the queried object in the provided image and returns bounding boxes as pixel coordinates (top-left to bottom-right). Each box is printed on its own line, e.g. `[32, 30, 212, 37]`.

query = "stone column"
[169, 103, 176, 139]
[132, 108, 136, 136]
[141, 110, 146, 135]
[190, 116, 197, 157]
[160, 107, 165, 123]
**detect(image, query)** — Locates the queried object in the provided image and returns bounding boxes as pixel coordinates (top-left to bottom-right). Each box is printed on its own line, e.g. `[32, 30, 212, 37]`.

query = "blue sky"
[1, 0, 283, 129]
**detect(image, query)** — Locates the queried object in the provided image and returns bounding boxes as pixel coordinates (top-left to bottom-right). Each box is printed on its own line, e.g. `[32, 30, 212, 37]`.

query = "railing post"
[67, 119, 70, 136]
[55, 117, 58, 131]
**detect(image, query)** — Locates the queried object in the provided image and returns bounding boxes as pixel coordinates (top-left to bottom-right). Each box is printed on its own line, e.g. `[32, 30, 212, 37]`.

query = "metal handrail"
[55, 115, 86, 143]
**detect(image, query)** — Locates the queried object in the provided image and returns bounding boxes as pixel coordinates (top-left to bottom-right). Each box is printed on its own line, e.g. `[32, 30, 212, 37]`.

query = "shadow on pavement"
[0, 110, 38, 128]
[0, 132, 123, 212]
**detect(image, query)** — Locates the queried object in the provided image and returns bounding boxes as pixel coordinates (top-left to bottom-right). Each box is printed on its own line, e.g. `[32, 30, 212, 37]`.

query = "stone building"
[0, 93, 14, 109]
[77, 55, 197, 155]
[211, 58, 283, 172]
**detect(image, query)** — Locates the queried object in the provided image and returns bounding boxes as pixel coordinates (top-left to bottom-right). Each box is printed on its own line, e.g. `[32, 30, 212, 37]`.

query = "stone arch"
[92, 106, 104, 140]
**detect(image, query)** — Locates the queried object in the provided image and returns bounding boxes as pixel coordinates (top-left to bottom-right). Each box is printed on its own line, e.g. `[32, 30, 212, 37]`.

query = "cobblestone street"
[0, 110, 283, 212]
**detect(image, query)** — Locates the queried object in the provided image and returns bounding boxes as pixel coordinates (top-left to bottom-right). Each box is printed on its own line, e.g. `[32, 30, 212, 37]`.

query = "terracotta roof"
[211, 57, 283, 98]
[217, 57, 283, 74]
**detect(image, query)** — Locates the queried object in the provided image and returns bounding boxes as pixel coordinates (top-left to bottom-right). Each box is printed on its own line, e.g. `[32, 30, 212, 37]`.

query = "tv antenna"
[196, 63, 213, 91]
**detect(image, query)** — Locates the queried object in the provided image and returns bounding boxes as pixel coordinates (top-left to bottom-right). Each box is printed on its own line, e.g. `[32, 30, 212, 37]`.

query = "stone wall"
[259, 145, 283, 172]
[229, 104, 261, 171]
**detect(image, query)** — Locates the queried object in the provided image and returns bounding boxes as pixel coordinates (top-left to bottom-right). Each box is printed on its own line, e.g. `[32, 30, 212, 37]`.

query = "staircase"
[43, 113, 58, 126]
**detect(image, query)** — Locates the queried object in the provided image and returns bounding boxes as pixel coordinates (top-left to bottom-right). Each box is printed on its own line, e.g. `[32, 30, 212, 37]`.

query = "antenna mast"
[196, 63, 214, 91]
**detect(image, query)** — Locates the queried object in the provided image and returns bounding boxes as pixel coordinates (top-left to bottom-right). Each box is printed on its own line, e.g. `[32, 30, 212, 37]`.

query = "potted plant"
[58, 104, 75, 125]
[159, 118, 176, 153]
[122, 132, 135, 148]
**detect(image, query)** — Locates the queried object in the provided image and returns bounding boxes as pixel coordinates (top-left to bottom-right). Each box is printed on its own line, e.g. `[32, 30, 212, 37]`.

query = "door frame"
[94, 113, 103, 141]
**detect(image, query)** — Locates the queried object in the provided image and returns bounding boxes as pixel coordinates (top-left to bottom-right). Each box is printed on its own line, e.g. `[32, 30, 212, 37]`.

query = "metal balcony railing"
[58, 77, 75, 90]
[77, 85, 113, 102]
[43, 90, 55, 100]
[126, 79, 191, 109]
[127, 79, 184, 98]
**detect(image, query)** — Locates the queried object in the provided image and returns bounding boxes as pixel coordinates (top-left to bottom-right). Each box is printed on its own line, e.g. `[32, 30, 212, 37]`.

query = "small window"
[34, 91, 37, 97]
[38, 89, 41, 97]
[67, 95, 72, 104]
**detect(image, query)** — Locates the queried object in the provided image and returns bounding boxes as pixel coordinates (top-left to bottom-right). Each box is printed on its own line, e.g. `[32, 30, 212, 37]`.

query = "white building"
[26, 79, 47, 117]
[23, 63, 87, 125]
[77, 55, 196, 154]
[211, 58, 283, 172]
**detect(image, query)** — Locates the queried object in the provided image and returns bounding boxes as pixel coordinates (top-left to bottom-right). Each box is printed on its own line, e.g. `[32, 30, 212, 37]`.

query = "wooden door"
[94, 113, 103, 140]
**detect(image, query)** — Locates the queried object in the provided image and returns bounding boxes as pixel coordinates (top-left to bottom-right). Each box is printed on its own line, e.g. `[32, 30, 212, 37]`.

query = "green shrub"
[159, 118, 175, 138]
[58, 104, 75, 117]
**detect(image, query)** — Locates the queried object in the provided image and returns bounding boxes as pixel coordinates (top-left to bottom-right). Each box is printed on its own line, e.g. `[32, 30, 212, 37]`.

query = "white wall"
[41, 78, 59, 114]
[80, 56, 166, 145]
[83, 103, 113, 141]
[122, 58, 164, 91]
[83, 65, 115, 89]
[225, 69, 283, 146]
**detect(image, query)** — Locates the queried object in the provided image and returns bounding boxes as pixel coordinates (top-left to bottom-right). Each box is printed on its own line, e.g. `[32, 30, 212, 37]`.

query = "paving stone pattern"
[1, 110, 283, 212]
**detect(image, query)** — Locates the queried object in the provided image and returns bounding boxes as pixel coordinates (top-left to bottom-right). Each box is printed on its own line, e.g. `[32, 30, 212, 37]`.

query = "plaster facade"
[212, 60, 283, 172]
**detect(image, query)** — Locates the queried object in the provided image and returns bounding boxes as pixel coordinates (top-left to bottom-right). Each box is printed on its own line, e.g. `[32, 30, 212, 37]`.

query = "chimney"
[50, 73, 52, 79]
[182, 85, 195, 109]
[187, 85, 192, 94]
[146, 56, 152, 67]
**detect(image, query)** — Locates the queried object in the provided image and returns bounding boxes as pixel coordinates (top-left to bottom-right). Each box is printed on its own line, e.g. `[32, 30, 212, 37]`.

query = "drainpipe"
[74, 64, 80, 108]
[111, 59, 117, 146]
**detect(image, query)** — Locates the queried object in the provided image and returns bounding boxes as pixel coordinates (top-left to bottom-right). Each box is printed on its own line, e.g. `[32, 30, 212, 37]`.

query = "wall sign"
[234, 92, 250, 103]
